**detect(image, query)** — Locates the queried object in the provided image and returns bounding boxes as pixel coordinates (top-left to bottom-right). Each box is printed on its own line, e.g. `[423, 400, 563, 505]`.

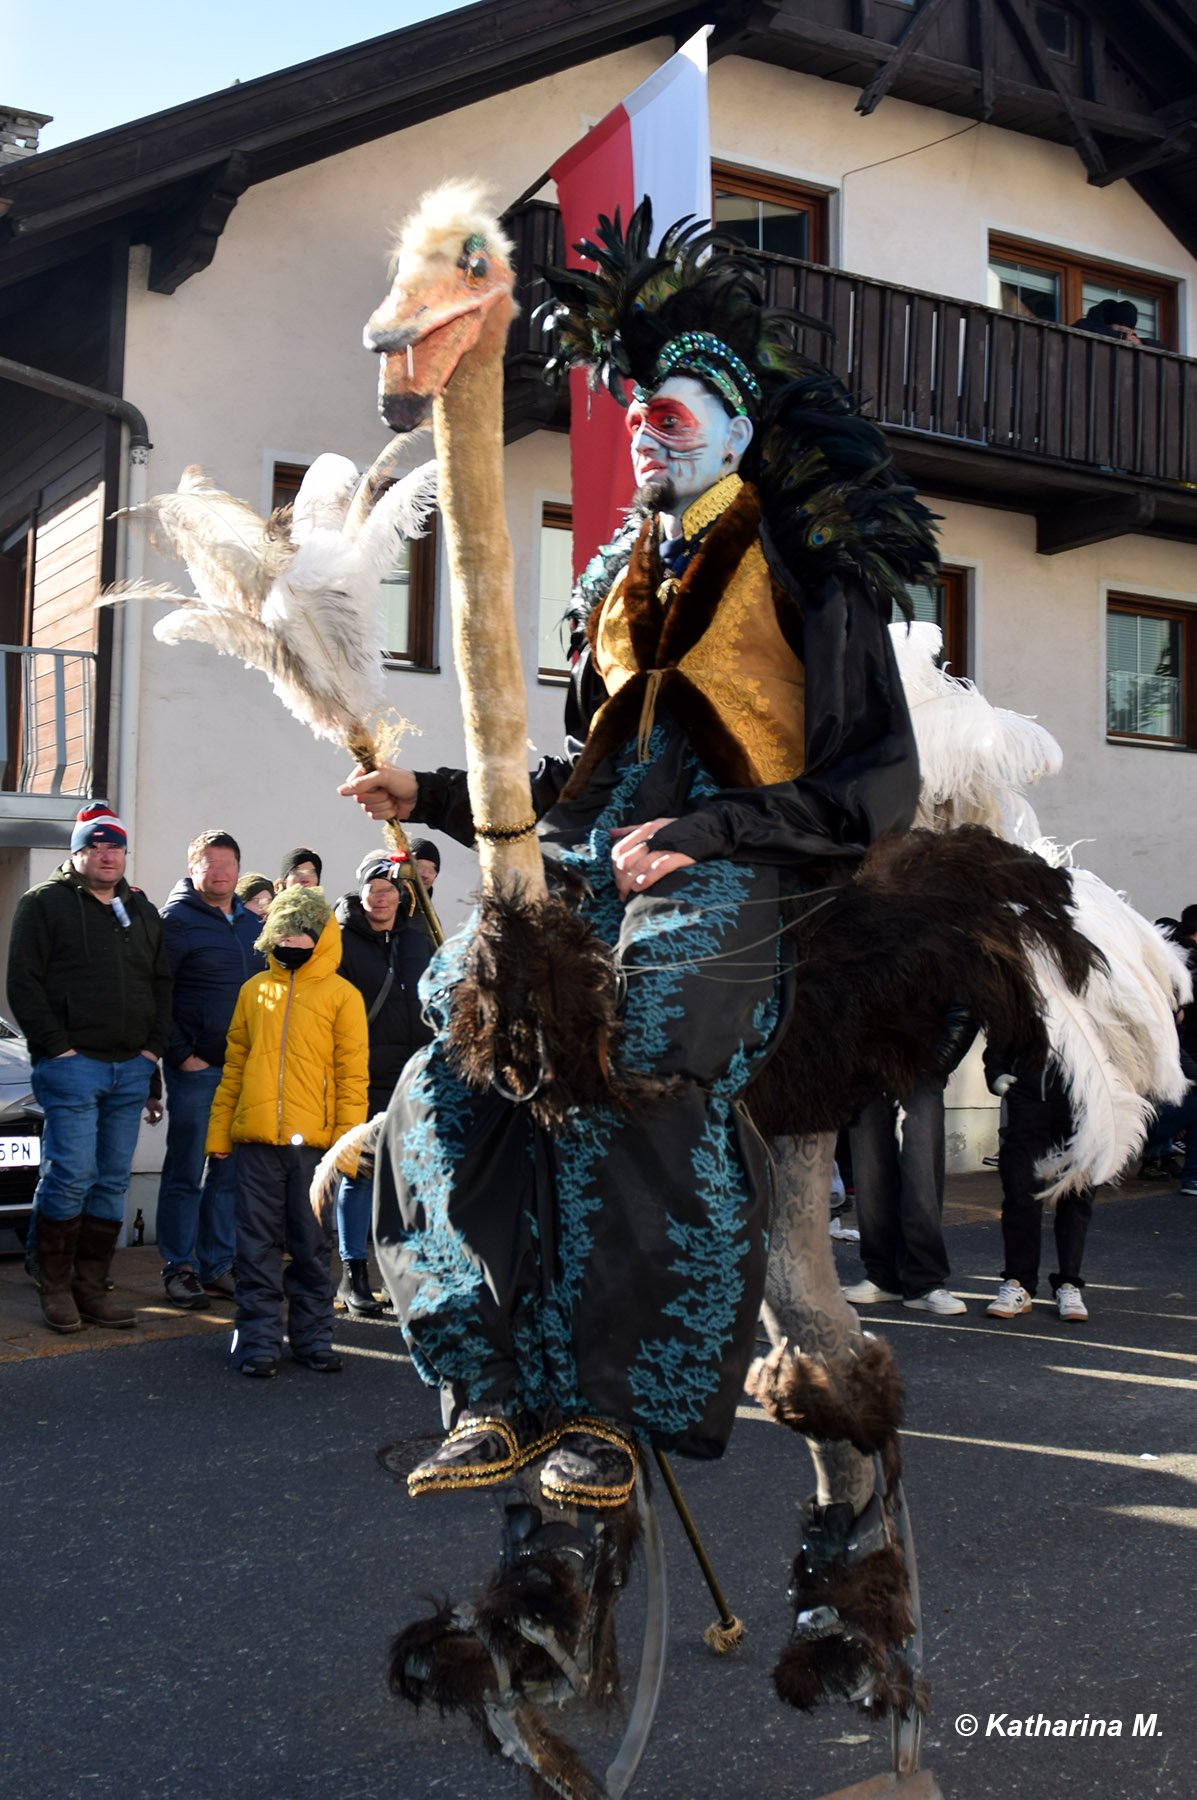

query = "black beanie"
[279, 845, 322, 883]
[408, 837, 441, 871]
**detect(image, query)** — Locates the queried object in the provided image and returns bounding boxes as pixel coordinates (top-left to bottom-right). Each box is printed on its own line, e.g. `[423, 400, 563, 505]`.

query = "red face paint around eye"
[626, 396, 707, 453]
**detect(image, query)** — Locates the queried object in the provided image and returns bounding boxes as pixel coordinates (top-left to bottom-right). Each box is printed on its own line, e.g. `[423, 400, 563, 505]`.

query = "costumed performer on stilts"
[340, 203, 930, 1509]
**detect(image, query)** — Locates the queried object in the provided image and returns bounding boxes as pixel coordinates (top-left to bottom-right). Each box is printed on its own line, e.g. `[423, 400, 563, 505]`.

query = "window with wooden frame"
[538, 502, 574, 682]
[987, 235, 1178, 349]
[893, 566, 970, 676]
[1107, 595, 1196, 747]
[271, 460, 438, 669]
[712, 163, 829, 266]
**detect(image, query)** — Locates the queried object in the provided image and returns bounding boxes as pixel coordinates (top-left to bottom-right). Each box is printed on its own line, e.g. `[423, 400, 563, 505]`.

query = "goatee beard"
[634, 476, 677, 516]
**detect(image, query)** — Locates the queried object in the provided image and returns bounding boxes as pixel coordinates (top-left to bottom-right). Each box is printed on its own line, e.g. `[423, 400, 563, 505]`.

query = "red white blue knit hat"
[71, 801, 128, 852]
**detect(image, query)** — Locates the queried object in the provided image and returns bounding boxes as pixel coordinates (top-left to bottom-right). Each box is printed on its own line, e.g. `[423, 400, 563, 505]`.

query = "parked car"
[0, 1016, 42, 1251]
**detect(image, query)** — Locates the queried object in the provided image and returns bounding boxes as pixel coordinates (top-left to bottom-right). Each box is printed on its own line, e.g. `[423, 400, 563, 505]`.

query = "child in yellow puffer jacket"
[207, 886, 368, 1377]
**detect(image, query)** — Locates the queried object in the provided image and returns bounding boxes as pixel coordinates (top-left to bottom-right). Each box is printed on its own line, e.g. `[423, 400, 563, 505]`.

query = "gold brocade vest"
[591, 476, 807, 788]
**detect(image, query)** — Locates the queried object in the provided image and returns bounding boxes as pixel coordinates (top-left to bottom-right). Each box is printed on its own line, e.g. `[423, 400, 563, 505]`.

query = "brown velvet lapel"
[563, 485, 765, 800]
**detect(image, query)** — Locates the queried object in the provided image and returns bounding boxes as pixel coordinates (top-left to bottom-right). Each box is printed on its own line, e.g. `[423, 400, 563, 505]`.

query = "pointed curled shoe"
[539, 1417, 638, 1510]
[408, 1411, 560, 1498]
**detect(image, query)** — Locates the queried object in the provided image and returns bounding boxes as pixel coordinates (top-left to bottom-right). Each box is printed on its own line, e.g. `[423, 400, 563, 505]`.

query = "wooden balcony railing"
[503, 200, 1197, 490]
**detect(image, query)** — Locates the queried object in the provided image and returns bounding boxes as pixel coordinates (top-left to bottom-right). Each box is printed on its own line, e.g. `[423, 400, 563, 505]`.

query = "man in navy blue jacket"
[158, 830, 264, 1308]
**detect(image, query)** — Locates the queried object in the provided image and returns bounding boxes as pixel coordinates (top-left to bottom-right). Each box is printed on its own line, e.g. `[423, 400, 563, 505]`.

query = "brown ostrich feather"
[443, 893, 672, 1128]
[746, 825, 1100, 1137]
[746, 1336, 904, 1490]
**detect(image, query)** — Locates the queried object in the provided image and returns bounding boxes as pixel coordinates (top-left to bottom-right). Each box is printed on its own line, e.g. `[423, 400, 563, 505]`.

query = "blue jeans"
[30, 1053, 153, 1223]
[157, 1064, 237, 1279]
[336, 1173, 373, 1262]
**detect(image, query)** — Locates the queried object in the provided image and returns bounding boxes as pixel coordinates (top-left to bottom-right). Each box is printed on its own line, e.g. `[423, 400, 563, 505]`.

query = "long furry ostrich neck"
[435, 354, 545, 898]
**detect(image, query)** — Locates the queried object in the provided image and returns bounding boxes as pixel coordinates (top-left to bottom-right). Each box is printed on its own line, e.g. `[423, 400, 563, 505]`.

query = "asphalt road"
[3, 1190, 1195, 1800]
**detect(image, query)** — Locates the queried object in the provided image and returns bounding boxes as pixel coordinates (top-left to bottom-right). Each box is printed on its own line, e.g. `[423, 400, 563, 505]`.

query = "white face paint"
[626, 374, 751, 517]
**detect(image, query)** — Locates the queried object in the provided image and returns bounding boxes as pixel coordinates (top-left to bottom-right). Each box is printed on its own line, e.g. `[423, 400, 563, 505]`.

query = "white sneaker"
[1056, 1282, 1088, 1322]
[829, 1218, 861, 1242]
[841, 1279, 901, 1305]
[987, 1279, 1032, 1319]
[903, 1287, 966, 1315]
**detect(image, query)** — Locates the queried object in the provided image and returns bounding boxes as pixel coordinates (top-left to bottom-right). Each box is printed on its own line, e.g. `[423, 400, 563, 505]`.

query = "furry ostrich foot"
[389, 1482, 646, 1796]
[774, 1488, 918, 1715]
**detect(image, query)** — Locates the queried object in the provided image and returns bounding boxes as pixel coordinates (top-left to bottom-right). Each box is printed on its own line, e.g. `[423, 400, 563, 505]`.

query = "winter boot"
[338, 1258, 383, 1317]
[72, 1215, 136, 1328]
[35, 1214, 83, 1333]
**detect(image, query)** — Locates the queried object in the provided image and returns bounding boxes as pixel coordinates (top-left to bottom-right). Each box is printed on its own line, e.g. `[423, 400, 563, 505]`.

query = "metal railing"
[502, 201, 1197, 487]
[0, 645, 97, 797]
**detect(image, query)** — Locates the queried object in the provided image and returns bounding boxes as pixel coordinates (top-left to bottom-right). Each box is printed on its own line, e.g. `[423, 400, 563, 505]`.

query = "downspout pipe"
[0, 355, 151, 848]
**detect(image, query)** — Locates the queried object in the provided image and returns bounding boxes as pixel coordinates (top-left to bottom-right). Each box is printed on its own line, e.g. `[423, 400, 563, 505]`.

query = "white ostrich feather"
[891, 621, 1062, 839]
[121, 466, 290, 614]
[290, 454, 362, 538]
[1026, 858, 1190, 1198]
[355, 460, 437, 571]
[141, 457, 437, 744]
[1032, 950, 1156, 1201]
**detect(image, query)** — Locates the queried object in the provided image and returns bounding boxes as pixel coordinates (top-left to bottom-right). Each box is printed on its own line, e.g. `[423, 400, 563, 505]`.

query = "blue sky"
[9, 1, 478, 151]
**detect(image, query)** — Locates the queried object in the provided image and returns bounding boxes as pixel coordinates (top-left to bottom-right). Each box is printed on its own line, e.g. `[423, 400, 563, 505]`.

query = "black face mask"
[273, 944, 313, 971]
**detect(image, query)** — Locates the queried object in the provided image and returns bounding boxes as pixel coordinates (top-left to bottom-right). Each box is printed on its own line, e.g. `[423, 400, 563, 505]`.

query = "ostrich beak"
[364, 280, 510, 432]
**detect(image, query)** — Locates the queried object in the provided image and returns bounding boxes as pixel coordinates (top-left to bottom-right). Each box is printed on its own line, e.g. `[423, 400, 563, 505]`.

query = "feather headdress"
[538, 199, 940, 614]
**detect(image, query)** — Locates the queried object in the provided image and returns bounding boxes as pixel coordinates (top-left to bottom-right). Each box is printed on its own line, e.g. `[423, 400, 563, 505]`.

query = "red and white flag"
[549, 27, 713, 575]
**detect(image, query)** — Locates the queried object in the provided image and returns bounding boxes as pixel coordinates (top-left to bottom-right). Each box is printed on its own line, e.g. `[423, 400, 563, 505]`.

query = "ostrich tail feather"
[891, 621, 1062, 836]
[1033, 952, 1154, 1199]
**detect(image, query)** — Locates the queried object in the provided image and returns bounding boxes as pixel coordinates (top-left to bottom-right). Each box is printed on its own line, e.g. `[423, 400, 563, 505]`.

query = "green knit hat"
[256, 885, 330, 956]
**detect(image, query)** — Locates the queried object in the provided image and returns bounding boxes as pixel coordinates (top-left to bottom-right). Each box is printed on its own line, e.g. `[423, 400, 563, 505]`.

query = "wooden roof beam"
[763, 13, 1170, 141]
[1090, 123, 1196, 187]
[1036, 493, 1156, 555]
[996, 0, 1106, 177]
[974, 0, 997, 120]
[856, 0, 953, 116]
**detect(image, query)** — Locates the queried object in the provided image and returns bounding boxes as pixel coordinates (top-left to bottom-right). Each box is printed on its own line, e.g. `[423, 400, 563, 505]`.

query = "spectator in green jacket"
[7, 803, 172, 1334]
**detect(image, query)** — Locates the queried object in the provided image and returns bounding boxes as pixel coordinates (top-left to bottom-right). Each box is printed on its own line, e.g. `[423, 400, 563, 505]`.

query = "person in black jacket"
[7, 804, 171, 1334]
[332, 851, 432, 1314]
[157, 830, 264, 1310]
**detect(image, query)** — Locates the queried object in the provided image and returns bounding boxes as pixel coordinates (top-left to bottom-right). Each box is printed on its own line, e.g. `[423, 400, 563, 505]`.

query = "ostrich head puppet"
[364, 182, 544, 899]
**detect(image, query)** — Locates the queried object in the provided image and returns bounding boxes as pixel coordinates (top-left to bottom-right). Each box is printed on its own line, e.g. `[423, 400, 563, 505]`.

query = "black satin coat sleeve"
[409, 643, 604, 848]
[649, 568, 919, 870]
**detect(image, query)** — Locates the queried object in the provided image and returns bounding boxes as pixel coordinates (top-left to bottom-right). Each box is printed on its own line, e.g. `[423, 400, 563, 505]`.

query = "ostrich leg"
[759, 1131, 873, 1517]
[748, 1131, 917, 1721]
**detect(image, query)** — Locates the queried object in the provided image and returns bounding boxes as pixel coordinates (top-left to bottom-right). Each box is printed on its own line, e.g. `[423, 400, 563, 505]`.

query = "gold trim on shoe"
[538, 1416, 639, 1511]
[407, 1414, 562, 1498]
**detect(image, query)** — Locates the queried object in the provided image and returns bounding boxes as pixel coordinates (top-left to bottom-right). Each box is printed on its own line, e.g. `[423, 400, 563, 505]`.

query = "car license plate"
[0, 1136, 40, 1166]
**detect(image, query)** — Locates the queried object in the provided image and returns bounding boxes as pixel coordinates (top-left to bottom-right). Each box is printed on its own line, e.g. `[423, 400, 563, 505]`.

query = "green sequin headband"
[633, 331, 762, 417]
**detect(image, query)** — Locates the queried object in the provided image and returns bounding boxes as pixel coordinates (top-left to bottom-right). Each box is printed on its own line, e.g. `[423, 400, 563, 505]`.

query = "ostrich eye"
[461, 252, 490, 284]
